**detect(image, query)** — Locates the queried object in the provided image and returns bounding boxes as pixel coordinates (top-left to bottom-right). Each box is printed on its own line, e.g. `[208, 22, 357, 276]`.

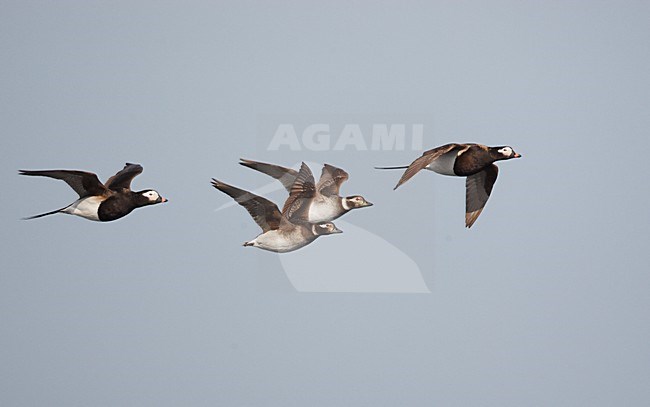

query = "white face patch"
[311, 224, 328, 235]
[313, 223, 333, 234]
[498, 147, 513, 157]
[142, 190, 160, 201]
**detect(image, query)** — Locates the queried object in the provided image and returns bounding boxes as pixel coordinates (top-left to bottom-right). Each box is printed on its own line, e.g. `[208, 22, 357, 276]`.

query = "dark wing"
[393, 143, 462, 190]
[239, 158, 298, 193]
[211, 179, 282, 232]
[104, 163, 143, 191]
[281, 162, 316, 221]
[316, 164, 349, 196]
[19, 169, 106, 197]
[465, 164, 499, 228]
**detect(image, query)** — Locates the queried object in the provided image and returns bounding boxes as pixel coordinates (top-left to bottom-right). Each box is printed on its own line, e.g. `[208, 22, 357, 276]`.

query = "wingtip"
[297, 162, 312, 176]
[465, 211, 481, 228]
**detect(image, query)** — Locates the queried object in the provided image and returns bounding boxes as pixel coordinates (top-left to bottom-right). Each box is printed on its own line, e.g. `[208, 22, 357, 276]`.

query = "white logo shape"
[280, 219, 430, 293]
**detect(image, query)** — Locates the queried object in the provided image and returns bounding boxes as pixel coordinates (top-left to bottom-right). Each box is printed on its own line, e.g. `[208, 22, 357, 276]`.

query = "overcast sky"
[2, 1, 650, 406]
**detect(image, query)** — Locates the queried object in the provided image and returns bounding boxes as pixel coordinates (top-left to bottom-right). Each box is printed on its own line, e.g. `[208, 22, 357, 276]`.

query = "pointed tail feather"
[22, 207, 64, 220]
[374, 165, 409, 170]
[375, 165, 412, 190]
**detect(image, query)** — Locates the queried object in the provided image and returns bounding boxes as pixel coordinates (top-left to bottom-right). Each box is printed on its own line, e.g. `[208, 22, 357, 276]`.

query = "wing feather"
[239, 159, 298, 193]
[19, 169, 106, 197]
[465, 164, 499, 228]
[393, 143, 461, 189]
[281, 162, 316, 221]
[211, 179, 282, 232]
[104, 163, 143, 191]
[317, 164, 349, 196]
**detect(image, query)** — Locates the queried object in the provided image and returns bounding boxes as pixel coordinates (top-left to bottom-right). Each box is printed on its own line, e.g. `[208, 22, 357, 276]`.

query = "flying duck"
[211, 163, 342, 253]
[20, 163, 167, 222]
[239, 159, 372, 222]
[376, 143, 521, 228]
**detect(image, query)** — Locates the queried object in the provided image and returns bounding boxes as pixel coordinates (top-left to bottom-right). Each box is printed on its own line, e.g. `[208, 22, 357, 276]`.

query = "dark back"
[97, 192, 148, 222]
[453, 145, 495, 176]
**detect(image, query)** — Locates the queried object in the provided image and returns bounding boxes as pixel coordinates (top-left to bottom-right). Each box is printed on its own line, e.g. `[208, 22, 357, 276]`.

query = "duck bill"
[513, 153, 522, 158]
[332, 226, 343, 234]
[160, 197, 168, 203]
[362, 201, 373, 207]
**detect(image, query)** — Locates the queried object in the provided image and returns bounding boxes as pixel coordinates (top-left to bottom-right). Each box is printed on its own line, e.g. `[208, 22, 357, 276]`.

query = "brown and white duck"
[20, 163, 167, 222]
[376, 143, 521, 227]
[212, 163, 342, 253]
[239, 159, 372, 222]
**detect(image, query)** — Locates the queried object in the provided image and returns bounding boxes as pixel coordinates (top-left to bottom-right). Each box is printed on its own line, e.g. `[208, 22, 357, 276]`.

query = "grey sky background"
[2, 1, 650, 405]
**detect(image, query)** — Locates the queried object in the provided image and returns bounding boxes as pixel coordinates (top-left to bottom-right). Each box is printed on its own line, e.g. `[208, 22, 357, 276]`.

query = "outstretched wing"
[393, 143, 462, 190]
[239, 158, 298, 193]
[465, 164, 499, 228]
[19, 169, 106, 198]
[281, 162, 316, 221]
[317, 164, 349, 196]
[211, 179, 282, 233]
[104, 163, 143, 191]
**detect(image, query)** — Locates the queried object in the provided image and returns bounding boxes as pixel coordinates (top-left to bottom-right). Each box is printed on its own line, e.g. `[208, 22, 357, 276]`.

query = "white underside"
[248, 229, 311, 253]
[425, 151, 457, 176]
[62, 196, 103, 221]
[308, 196, 340, 222]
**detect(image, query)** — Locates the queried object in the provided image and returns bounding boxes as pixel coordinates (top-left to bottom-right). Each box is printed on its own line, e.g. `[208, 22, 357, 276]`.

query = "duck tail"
[22, 207, 65, 220]
[374, 165, 409, 170]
